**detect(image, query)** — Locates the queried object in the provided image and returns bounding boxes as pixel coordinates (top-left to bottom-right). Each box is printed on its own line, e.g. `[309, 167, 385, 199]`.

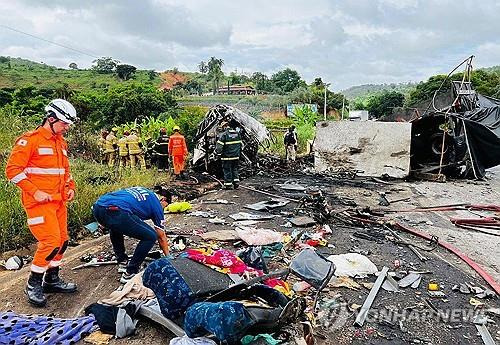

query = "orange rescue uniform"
[5, 126, 75, 273]
[168, 132, 188, 175]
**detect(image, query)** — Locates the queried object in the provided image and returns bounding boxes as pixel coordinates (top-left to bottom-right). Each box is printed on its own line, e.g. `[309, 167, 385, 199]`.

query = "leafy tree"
[89, 83, 178, 127]
[271, 68, 306, 94]
[0, 89, 13, 106]
[148, 70, 157, 81]
[116, 64, 137, 81]
[198, 61, 208, 74]
[312, 77, 324, 87]
[289, 85, 347, 114]
[207, 57, 224, 94]
[92, 57, 119, 74]
[367, 91, 405, 119]
[406, 75, 447, 106]
[0, 56, 9, 64]
[68, 62, 78, 70]
[251, 72, 273, 92]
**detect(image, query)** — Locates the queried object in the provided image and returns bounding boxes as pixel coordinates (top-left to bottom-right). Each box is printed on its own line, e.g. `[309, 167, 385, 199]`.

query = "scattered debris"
[355, 266, 390, 327]
[327, 253, 378, 278]
[290, 216, 316, 227]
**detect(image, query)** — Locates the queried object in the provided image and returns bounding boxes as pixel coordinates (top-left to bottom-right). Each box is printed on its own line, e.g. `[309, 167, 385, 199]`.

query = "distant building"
[217, 84, 256, 95]
[349, 110, 369, 121]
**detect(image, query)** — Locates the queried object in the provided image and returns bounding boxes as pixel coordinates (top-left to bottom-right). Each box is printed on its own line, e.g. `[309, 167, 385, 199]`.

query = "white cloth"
[235, 226, 283, 245]
[327, 253, 378, 278]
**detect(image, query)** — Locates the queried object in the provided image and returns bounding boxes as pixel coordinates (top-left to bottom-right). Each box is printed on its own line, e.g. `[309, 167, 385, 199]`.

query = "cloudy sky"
[1, 0, 499, 90]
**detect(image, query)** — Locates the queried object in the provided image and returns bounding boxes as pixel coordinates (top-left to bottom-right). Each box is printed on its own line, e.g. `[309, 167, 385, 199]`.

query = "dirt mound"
[159, 71, 188, 90]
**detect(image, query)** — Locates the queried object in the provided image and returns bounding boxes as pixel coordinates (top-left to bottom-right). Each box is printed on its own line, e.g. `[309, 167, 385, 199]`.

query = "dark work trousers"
[92, 204, 157, 274]
[156, 154, 169, 170]
[222, 159, 240, 187]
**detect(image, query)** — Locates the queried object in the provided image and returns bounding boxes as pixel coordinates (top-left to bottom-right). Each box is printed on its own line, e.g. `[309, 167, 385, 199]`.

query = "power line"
[0, 24, 100, 59]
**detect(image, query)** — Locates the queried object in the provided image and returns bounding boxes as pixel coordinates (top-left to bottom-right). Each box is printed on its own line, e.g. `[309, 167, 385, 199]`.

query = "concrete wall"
[313, 120, 412, 178]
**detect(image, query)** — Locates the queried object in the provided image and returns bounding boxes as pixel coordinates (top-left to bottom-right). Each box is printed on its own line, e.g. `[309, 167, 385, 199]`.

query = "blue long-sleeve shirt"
[95, 187, 164, 227]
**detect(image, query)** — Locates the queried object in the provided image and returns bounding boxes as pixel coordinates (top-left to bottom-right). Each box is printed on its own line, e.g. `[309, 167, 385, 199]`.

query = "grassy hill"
[341, 82, 417, 101]
[0, 57, 162, 91]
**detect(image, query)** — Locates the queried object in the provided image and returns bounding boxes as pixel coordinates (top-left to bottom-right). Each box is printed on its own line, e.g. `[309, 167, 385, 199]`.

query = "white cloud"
[0, 0, 499, 89]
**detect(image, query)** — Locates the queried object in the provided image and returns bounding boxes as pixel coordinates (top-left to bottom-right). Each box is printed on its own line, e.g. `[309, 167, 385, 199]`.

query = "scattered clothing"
[184, 302, 254, 344]
[142, 258, 195, 319]
[0, 311, 97, 345]
[184, 249, 251, 275]
[241, 334, 280, 345]
[85, 302, 142, 338]
[100, 272, 155, 306]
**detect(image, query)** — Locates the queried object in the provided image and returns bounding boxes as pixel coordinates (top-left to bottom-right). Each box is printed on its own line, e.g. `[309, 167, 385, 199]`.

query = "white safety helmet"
[45, 99, 78, 124]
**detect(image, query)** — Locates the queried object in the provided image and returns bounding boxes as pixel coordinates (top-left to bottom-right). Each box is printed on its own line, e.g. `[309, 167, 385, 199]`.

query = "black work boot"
[26, 272, 47, 307]
[43, 267, 77, 293]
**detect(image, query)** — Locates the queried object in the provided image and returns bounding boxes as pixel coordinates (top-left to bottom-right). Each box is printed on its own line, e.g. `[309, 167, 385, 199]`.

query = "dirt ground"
[0, 168, 499, 344]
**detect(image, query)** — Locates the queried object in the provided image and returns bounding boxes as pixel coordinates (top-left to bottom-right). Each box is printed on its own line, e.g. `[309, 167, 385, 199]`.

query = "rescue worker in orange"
[5, 99, 78, 307]
[168, 125, 188, 176]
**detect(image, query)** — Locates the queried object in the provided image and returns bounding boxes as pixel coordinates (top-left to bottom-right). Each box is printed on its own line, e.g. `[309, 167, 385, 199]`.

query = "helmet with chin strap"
[45, 99, 78, 124]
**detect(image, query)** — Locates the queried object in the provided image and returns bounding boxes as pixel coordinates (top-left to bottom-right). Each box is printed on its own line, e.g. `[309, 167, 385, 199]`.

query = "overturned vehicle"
[191, 105, 271, 175]
[411, 80, 500, 179]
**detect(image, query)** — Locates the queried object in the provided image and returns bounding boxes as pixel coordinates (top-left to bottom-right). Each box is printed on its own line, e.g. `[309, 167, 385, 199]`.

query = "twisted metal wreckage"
[191, 104, 272, 175]
[410, 55, 500, 179]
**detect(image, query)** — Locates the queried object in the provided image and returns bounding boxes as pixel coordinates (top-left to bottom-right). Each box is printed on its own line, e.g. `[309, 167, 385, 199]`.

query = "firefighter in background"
[5, 99, 78, 307]
[117, 131, 130, 170]
[127, 129, 146, 170]
[215, 119, 242, 189]
[168, 125, 188, 176]
[105, 127, 118, 167]
[97, 129, 108, 164]
[284, 125, 298, 162]
[152, 128, 169, 171]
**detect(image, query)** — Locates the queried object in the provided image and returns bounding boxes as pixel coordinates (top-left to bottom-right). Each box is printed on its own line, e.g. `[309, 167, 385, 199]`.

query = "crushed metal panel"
[313, 121, 412, 178]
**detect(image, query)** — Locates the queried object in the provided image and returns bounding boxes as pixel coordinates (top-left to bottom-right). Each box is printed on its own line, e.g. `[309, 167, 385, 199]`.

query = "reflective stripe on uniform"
[49, 260, 62, 267]
[216, 140, 224, 145]
[233, 179, 240, 182]
[27, 216, 44, 225]
[11, 172, 28, 183]
[31, 264, 48, 273]
[38, 147, 54, 155]
[224, 140, 242, 145]
[221, 157, 239, 160]
[62, 149, 68, 156]
[24, 167, 65, 175]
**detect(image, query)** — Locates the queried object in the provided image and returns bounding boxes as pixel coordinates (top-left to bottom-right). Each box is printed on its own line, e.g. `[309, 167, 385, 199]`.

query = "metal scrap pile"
[191, 105, 271, 176]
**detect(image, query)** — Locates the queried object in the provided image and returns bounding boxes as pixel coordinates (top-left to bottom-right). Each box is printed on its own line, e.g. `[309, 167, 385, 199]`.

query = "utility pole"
[341, 96, 345, 120]
[323, 83, 331, 121]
